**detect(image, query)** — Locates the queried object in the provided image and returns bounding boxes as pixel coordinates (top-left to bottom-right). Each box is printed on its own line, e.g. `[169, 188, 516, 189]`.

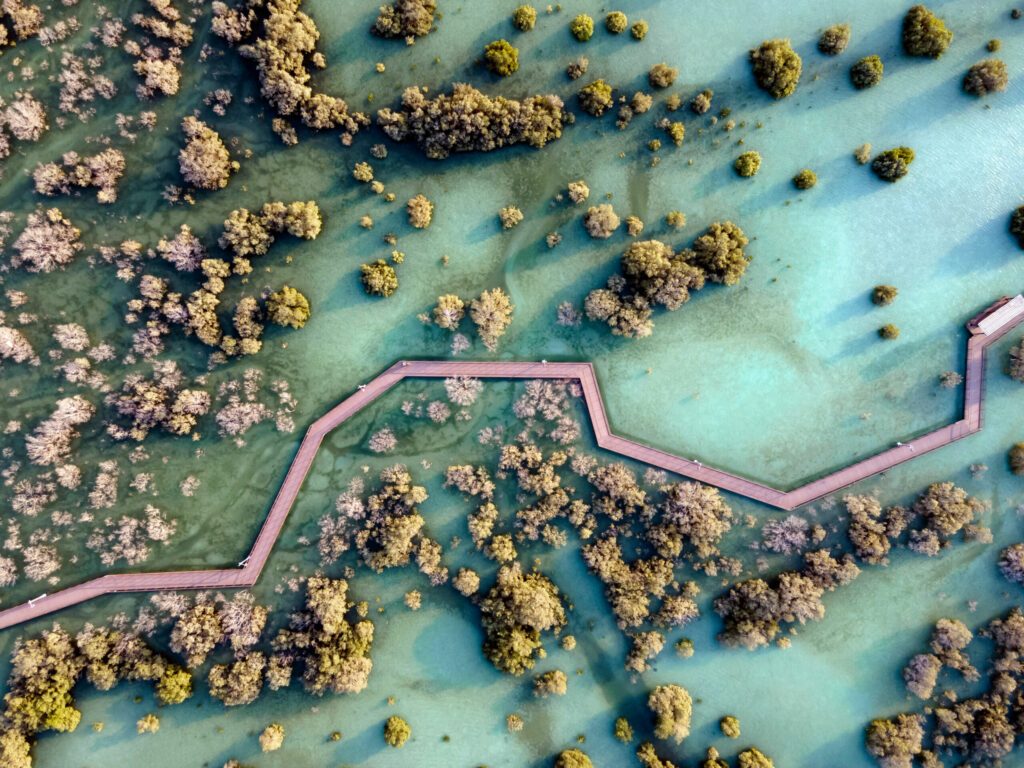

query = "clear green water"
[2, 0, 1024, 765]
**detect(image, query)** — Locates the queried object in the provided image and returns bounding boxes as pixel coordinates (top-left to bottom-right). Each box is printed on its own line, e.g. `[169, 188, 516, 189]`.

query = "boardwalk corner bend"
[1, 295, 1023, 631]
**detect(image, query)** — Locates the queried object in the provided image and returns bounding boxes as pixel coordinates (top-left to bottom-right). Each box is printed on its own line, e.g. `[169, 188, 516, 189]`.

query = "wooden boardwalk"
[1, 298, 1022, 631]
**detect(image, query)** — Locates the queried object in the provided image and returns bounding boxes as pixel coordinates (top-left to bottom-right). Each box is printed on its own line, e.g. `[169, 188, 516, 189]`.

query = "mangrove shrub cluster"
[583, 223, 750, 338]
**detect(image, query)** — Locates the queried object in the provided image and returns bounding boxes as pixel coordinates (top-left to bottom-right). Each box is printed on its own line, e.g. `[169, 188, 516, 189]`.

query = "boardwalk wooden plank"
[1, 300, 1021, 631]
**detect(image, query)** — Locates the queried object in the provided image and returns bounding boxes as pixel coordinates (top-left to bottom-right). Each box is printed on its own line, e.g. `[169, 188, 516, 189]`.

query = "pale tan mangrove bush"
[583, 203, 620, 238]
[512, 5, 536, 31]
[648, 63, 678, 89]
[33, 149, 125, 203]
[648, 684, 692, 743]
[259, 723, 285, 752]
[377, 84, 566, 159]
[470, 288, 514, 351]
[373, 0, 436, 39]
[178, 116, 238, 190]
[963, 59, 1009, 97]
[406, 194, 434, 228]
[212, 0, 367, 142]
[12, 208, 82, 273]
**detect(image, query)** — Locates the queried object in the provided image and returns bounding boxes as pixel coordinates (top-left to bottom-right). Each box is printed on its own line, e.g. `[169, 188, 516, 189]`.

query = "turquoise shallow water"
[2, 0, 1024, 765]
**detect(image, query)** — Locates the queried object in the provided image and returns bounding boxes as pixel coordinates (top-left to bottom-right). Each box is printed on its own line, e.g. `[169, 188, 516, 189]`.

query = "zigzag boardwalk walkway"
[2, 297, 1022, 631]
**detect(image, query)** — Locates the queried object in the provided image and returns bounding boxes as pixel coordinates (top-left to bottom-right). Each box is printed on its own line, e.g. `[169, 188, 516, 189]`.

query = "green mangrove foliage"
[734, 151, 762, 178]
[512, 5, 536, 31]
[0, 625, 191, 768]
[793, 169, 817, 189]
[570, 13, 594, 41]
[872, 147, 915, 182]
[851, 55, 884, 89]
[902, 4, 953, 58]
[750, 38, 802, 98]
[818, 23, 851, 55]
[483, 39, 519, 77]
[479, 562, 567, 675]
[583, 223, 750, 338]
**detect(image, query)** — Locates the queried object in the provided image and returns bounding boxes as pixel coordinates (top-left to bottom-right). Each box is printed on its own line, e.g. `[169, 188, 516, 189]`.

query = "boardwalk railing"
[1, 299, 1022, 631]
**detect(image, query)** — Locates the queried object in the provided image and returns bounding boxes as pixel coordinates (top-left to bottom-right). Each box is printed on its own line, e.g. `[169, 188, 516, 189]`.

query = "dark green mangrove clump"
[691, 221, 751, 285]
[1009, 443, 1024, 475]
[271, 577, 374, 695]
[734, 151, 762, 178]
[750, 39, 802, 98]
[579, 79, 614, 116]
[963, 59, 1009, 96]
[903, 5, 953, 58]
[377, 84, 566, 159]
[0, 624, 192, 768]
[512, 4, 536, 31]
[1011, 206, 1024, 248]
[818, 23, 851, 55]
[605, 11, 628, 34]
[554, 749, 594, 768]
[570, 13, 594, 41]
[483, 39, 519, 76]
[361, 260, 398, 297]
[851, 55, 884, 89]
[372, 0, 436, 38]
[479, 562, 567, 675]
[793, 169, 817, 189]
[879, 323, 900, 340]
[872, 285, 898, 305]
[872, 147, 915, 182]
